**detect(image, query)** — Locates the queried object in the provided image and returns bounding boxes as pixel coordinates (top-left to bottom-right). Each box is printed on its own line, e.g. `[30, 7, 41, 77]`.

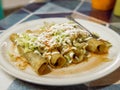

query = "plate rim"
[0, 17, 120, 86]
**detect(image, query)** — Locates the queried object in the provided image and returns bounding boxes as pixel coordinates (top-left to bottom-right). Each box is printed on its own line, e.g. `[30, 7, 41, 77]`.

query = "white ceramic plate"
[0, 18, 120, 86]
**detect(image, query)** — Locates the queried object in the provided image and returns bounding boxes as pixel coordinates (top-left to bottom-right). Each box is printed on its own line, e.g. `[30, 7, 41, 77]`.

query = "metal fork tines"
[67, 16, 98, 38]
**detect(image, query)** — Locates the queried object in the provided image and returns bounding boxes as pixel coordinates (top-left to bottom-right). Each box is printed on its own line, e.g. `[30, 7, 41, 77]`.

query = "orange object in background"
[92, 0, 116, 11]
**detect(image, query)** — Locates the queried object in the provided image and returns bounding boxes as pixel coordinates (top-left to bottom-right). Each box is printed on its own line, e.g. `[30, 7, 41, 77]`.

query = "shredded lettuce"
[16, 33, 38, 53]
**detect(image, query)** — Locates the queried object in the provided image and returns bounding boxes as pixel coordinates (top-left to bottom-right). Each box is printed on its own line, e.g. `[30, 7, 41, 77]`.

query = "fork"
[67, 16, 99, 39]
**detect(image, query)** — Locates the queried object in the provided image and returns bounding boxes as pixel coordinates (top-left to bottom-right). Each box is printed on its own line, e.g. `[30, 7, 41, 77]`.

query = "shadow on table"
[8, 79, 88, 90]
[8, 67, 120, 90]
[7, 66, 120, 90]
[89, 67, 120, 87]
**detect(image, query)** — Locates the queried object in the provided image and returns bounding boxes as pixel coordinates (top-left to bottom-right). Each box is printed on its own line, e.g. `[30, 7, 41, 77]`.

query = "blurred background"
[0, 0, 30, 18]
[0, 0, 120, 26]
[0, 0, 119, 18]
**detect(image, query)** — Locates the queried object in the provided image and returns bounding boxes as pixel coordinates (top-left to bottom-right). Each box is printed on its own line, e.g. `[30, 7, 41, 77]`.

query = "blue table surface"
[0, 0, 120, 90]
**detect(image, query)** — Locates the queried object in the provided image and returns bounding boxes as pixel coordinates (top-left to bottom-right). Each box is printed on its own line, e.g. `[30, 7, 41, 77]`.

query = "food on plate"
[86, 38, 111, 54]
[9, 21, 112, 75]
[17, 45, 51, 75]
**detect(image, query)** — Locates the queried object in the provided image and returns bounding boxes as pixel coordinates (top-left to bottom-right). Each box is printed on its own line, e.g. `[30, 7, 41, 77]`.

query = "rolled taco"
[17, 45, 51, 75]
[87, 38, 111, 54]
[48, 49, 66, 68]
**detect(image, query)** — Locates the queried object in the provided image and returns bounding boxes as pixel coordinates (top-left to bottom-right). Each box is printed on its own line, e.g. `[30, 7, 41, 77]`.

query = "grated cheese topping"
[15, 22, 90, 53]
